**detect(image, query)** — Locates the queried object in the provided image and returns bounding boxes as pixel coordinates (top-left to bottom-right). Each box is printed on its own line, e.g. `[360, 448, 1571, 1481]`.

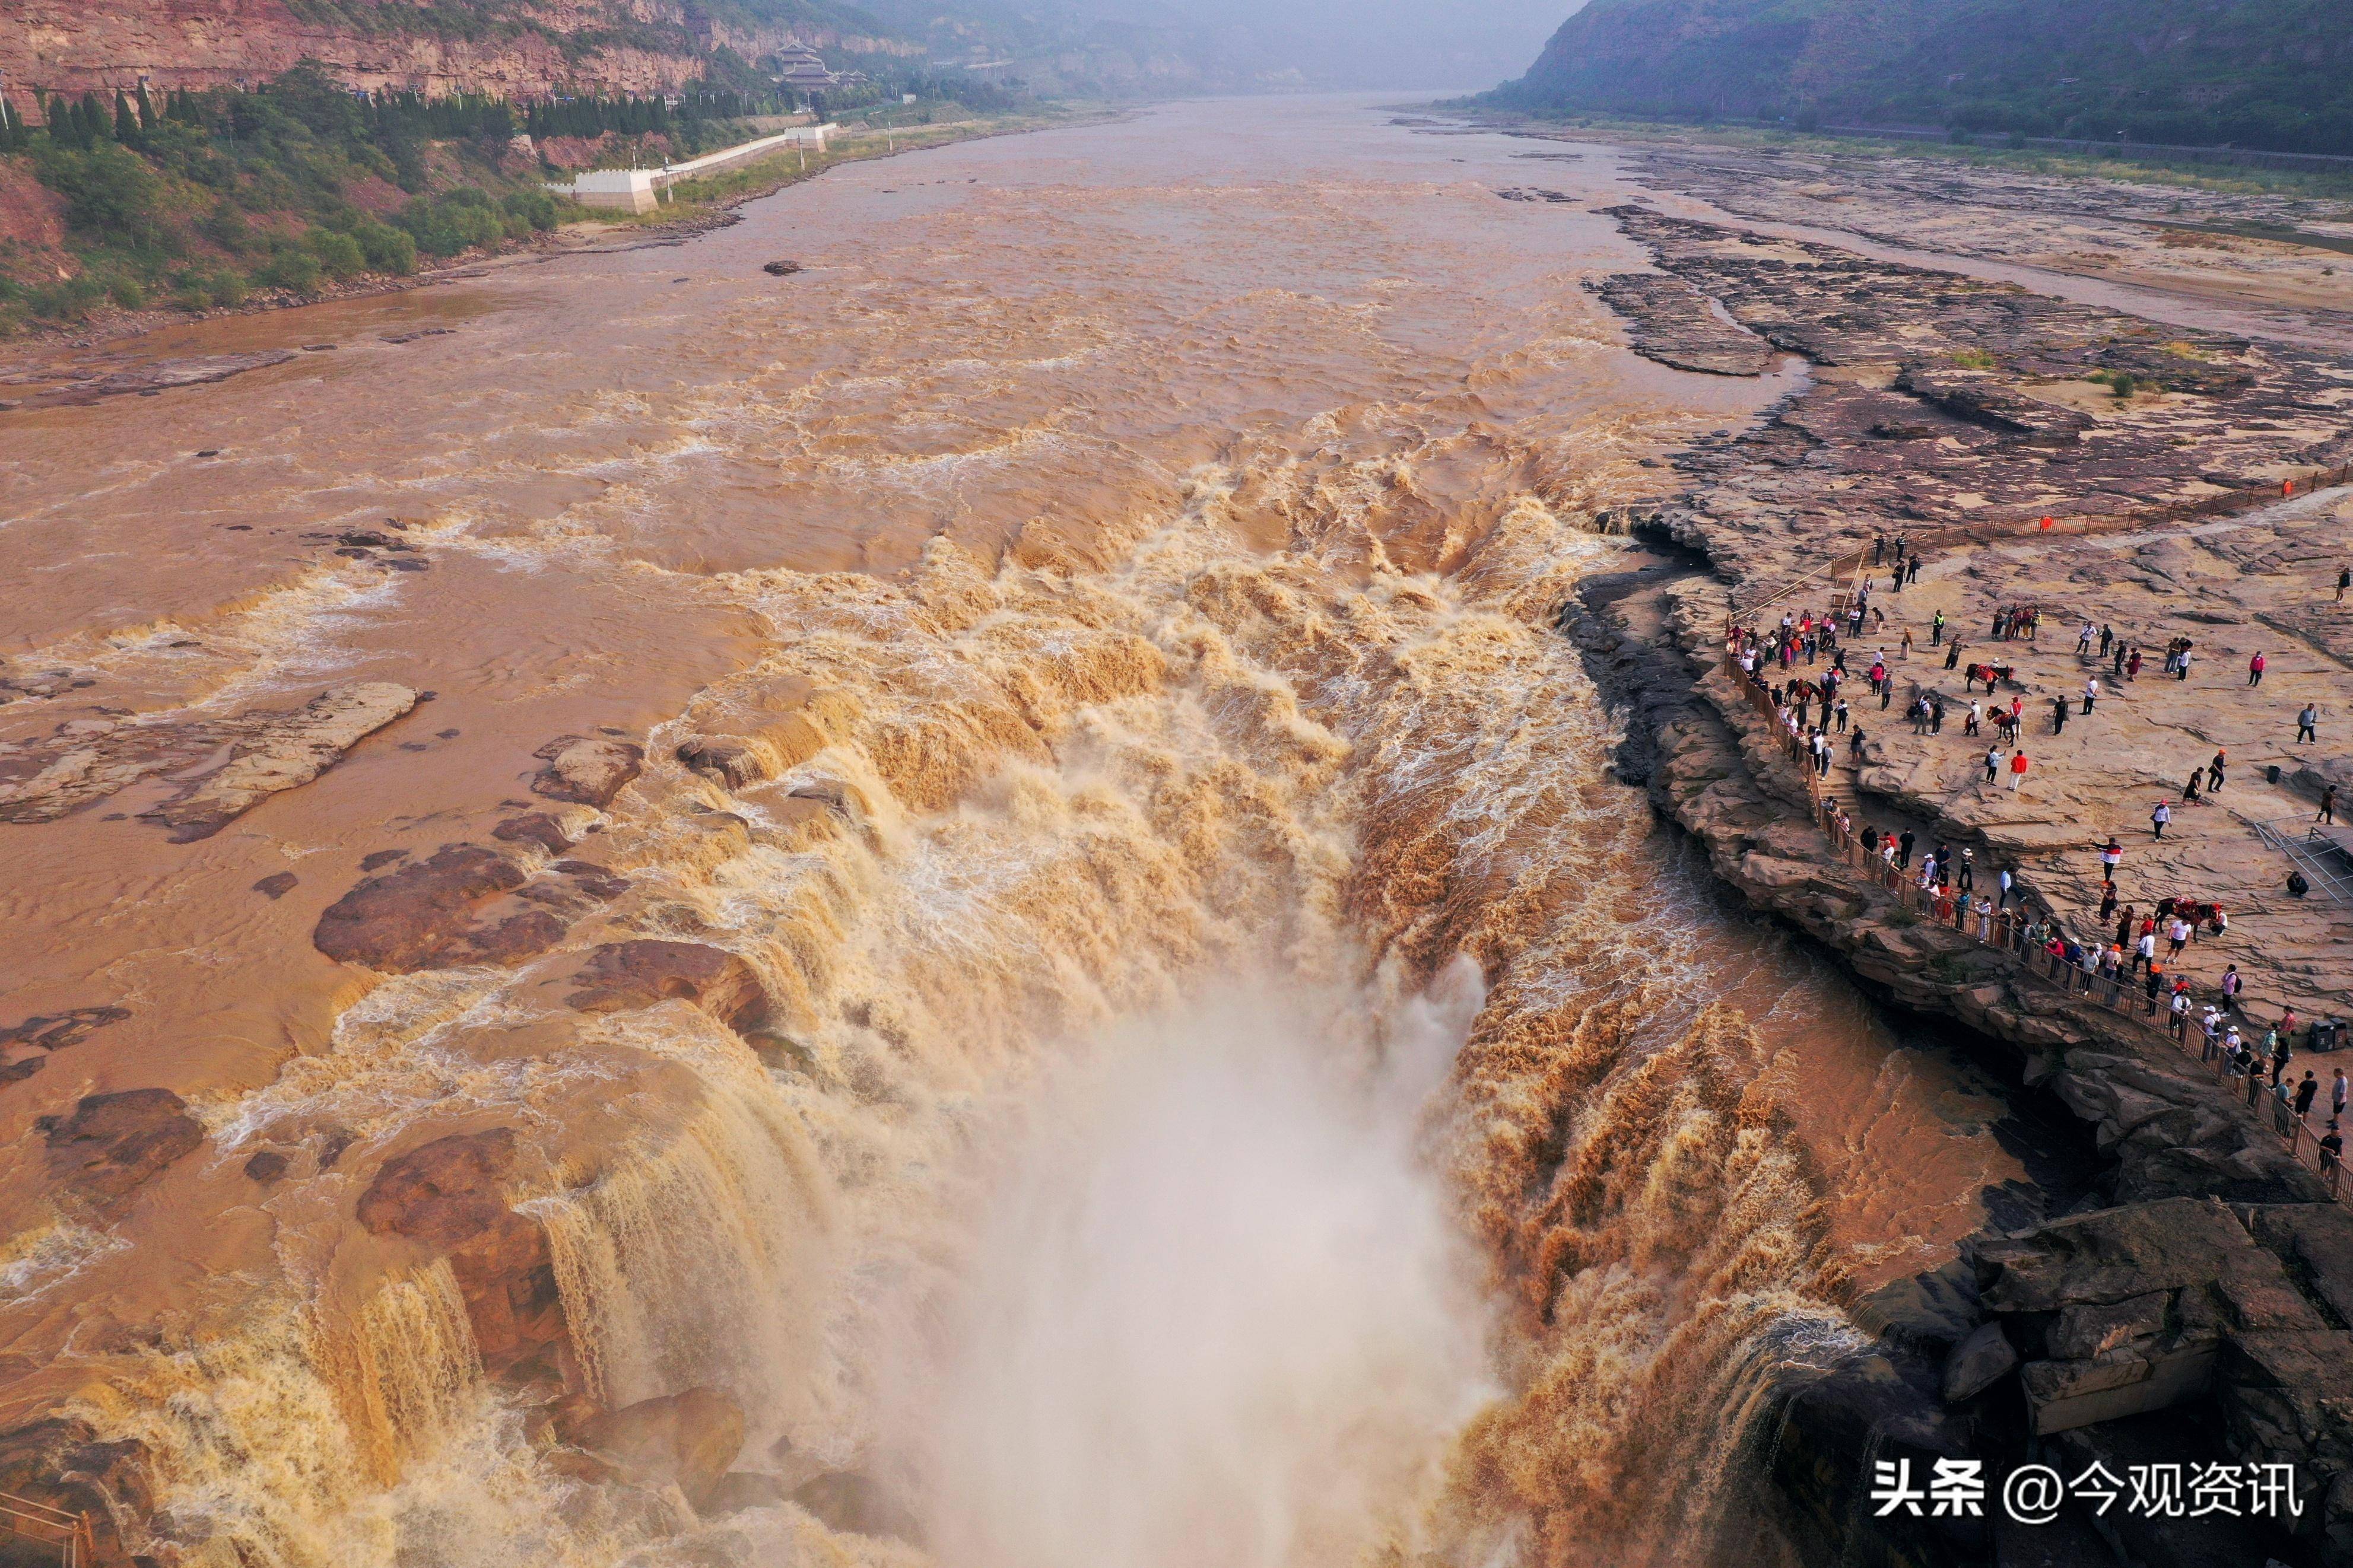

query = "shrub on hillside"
[501, 187, 560, 231]
[351, 219, 418, 275]
[31, 139, 169, 251]
[196, 203, 258, 256]
[170, 267, 249, 310]
[17, 275, 111, 321]
[303, 227, 367, 281]
[253, 245, 323, 294]
[396, 189, 509, 256]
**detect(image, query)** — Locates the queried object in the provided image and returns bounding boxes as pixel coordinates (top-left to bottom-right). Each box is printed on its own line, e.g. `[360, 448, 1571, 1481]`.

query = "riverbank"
[1560, 173, 2353, 1564]
[0, 105, 1107, 393]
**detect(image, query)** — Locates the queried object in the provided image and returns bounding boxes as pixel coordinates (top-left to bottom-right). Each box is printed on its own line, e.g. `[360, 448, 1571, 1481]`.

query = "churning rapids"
[2, 98, 2031, 1568]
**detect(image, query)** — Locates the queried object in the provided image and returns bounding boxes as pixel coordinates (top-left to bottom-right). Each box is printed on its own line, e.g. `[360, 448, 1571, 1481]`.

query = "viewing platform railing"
[0, 1490, 93, 1568]
[1720, 645, 2353, 1203]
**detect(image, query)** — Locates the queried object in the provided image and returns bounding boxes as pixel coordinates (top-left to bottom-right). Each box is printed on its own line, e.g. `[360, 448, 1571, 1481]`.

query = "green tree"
[33, 139, 169, 250]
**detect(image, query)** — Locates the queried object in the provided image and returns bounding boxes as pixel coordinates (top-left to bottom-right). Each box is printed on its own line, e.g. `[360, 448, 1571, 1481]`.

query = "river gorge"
[2, 97, 2092, 1568]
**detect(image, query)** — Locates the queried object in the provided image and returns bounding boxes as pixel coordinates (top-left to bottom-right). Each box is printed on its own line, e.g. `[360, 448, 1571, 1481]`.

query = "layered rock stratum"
[0, 0, 918, 104]
[1567, 157, 2353, 1562]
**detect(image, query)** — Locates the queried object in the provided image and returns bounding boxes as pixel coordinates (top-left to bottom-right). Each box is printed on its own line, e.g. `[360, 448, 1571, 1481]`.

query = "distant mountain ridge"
[1490, 0, 2353, 155]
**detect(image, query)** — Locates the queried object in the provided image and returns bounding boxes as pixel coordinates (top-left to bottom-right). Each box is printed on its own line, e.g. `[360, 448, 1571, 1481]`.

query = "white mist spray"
[879, 961, 1493, 1568]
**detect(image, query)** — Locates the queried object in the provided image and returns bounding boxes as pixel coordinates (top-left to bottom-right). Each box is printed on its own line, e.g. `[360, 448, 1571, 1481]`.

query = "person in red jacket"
[2009, 749, 2030, 792]
[2250, 651, 2267, 688]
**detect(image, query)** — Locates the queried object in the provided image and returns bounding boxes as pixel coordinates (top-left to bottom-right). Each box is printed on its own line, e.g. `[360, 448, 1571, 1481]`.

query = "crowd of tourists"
[1720, 543, 2351, 1174]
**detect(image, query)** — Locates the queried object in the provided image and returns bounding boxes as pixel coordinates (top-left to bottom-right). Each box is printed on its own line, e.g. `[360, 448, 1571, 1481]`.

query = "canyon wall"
[0, 0, 919, 110]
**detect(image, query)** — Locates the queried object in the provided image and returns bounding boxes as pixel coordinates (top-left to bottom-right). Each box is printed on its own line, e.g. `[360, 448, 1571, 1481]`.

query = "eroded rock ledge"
[1574, 205, 2353, 1566]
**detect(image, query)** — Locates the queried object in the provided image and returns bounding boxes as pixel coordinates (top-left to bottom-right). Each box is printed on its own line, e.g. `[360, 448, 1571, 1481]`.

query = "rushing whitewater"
[0, 98, 2025, 1568]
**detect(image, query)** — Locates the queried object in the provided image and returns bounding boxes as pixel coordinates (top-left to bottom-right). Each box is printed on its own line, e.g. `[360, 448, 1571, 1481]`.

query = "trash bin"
[2313, 1020, 2346, 1053]
[2268, 764, 2283, 785]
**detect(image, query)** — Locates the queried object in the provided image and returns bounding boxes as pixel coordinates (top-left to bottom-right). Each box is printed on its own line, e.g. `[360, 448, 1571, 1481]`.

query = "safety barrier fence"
[1719, 647, 2353, 1202]
[0, 1490, 93, 1568]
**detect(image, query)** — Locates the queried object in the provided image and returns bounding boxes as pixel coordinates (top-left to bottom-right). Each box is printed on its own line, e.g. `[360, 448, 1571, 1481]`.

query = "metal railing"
[2247, 814, 2353, 907]
[0, 1490, 93, 1568]
[1719, 647, 2353, 1202]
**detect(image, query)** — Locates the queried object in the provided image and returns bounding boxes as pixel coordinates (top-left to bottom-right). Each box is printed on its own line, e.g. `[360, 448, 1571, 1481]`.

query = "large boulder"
[565, 942, 770, 1033]
[313, 846, 624, 973]
[1762, 1348, 1984, 1567]
[355, 1130, 568, 1379]
[314, 845, 532, 971]
[572, 1388, 744, 1510]
[1939, 1322, 2018, 1404]
[791, 1470, 923, 1542]
[1977, 1197, 2278, 1312]
[531, 736, 643, 808]
[675, 711, 830, 791]
[40, 1089, 204, 1211]
[1976, 1198, 2334, 1436]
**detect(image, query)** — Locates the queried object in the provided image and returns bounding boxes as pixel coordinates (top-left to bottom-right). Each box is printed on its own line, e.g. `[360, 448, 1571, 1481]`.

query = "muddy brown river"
[1, 97, 2033, 1568]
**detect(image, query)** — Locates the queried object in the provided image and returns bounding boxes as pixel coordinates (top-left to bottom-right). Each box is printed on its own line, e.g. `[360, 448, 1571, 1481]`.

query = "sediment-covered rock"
[571, 1388, 745, 1510]
[40, 1089, 204, 1211]
[564, 940, 771, 1033]
[313, 845, 626, 972]
[1586, 271, 1772, 376]
[492, 811, 576, 854]
[531, 735, 644, 807]
[141, 683, 420, 841]
[0, 680, 417, 835]
[356, 1130, 569, 1378]
[0, 1006, 130, 1086]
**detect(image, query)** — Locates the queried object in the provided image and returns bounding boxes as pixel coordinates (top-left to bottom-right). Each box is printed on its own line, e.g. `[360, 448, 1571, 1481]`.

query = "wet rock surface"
[1586, 271, 1771, 376]
[569, 1388, 745, 1510]
[40, 1089, 204, 1213]
[0, 1417, 153, 1567]
[0, 351, 300, 411]
[790, 1470, 923, 1542]
[0, 680, 418, 835]
[1572, 193, 2353, 1565]
[356, 1130, 570, 1378]
[530, 734, 644, 807]
[312, 843, 628, 972]
[564, 940, 771, 1033]
[0, 1006, 131, 1087]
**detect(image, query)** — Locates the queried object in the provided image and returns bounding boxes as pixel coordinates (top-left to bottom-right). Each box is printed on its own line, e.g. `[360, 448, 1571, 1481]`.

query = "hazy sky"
[939, 0, 1576, 91]
[1163, 0, 1574, 90]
